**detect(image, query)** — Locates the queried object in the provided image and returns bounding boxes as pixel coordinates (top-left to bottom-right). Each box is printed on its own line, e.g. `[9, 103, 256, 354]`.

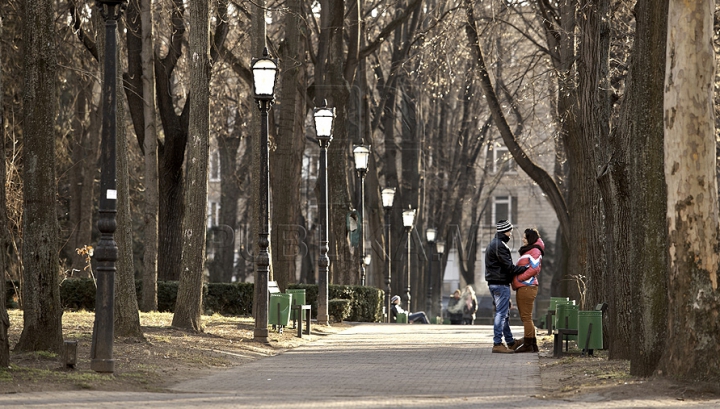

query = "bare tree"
[270, 0, 308, 290]
[16, 0, 63, 353]
[661, 0, 720, 379]
[172, 0, 211, 331]
[0, 14, 11, 367]
[140, 0, 159, 312]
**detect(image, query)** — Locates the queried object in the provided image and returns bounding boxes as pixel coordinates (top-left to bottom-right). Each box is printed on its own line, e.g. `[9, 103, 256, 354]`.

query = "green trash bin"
[396, 312, 408, 323]
[549, 297, 570, 311]
[286, 289, 306, 321]
[556, 303, 579, 341]
[578, 311, 603, 350]
[269, 293, 292, 327]
[553, 299, 574, 329]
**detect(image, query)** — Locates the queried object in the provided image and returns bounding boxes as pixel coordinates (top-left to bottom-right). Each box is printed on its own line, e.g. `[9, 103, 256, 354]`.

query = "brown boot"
[508, 337, 524, 351]
[492, 343, 514, 353]
[532, 337, 539, 352]
[514, 337, 536, 353]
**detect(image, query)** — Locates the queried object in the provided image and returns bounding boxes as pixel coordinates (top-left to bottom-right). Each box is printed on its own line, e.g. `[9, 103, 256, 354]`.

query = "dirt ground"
[1, 311, 718, 403]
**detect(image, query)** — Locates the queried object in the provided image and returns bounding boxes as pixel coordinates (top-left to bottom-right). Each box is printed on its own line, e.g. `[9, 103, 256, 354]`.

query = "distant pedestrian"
[512, 228, 544, 353]
[447, 289, 463, 325]
[485, 220, 528, 353]
[461, 285, 478, 325]
[390, 295, 430, 324]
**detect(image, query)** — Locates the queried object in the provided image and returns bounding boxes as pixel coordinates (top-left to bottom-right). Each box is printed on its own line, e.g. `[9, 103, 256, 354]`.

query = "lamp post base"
[90, 359, 115, 374]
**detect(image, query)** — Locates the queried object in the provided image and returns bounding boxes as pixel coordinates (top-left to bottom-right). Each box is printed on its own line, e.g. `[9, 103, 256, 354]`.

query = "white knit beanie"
[496, 220, 513, 233]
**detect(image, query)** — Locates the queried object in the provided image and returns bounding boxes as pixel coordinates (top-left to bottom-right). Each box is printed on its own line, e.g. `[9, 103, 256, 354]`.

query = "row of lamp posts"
[90, 3, 448, 371]
[248, 48, 447, 338]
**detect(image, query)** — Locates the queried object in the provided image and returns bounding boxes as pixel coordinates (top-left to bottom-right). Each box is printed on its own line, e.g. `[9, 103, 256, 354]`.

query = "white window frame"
[493, 196, 512, 224]
[208, 201, 219, 228]
[493, 146, 517, 174]
[209, 149, 221, 182]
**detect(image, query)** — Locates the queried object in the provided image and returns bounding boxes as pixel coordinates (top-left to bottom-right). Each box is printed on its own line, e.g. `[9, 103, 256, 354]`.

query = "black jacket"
[485, 232, 526, 285]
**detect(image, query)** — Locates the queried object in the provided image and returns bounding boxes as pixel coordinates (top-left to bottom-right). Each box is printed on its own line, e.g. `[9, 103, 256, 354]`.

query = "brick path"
[0, 324, 717, 408]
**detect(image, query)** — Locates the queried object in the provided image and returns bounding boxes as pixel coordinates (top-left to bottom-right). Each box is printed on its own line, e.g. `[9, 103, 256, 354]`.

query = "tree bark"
[0, 19, 10, 366]
[114, 70, 142, 338]
[607, 0, 668, 372]
[66, 76, 100, 277]
[661, 0, 720, 380]
[270, 0, 307, 290]
[16, 0, 64, 353]
[140, 0, 159, 312]
[172, 0, 210, 331]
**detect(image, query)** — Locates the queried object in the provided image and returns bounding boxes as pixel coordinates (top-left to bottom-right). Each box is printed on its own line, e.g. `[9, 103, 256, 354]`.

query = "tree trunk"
[16, 0, 64, 353]
[172, 0, 210, 331]
[661, 0, 720, 380]
[270, 0, 307, 290]
[140, 0, 159, 312]
[66, 77, 100, 277]
[0, 21, 10, 366]
[607, 0, 668, 372]
[326, 0, 355, 285]
[208, 130, 243, 283]
[114, 72, 142, 338]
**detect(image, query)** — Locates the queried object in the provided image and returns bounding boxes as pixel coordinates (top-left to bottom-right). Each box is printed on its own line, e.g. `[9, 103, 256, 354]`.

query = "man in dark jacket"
[485, 220, 527, 353]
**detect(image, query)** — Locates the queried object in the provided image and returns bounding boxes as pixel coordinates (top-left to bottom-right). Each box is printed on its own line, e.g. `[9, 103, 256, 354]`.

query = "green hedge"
[5, 279, 383, 322]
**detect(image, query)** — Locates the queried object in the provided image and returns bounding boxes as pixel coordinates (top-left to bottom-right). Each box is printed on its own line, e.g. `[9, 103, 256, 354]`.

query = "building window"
[208, 201, 219, 228]
[484, 196, 518, 226]
[486, 144, 517, 174]
[209, 149, 220, 182]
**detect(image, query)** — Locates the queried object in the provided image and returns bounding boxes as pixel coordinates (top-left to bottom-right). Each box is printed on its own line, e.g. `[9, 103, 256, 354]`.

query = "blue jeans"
[409, 311, 429, 324]
[489, 284, 514, 345]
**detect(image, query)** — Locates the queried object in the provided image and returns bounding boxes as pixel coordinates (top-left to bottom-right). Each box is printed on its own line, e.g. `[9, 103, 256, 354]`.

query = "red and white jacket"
[512, 238, 544, 290]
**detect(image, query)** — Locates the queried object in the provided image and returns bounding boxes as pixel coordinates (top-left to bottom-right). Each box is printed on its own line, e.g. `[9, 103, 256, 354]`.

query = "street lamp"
[314, 101, 335, 326]
[353, 145, 370, 286]
[402, 206, 417, 313]
[436, 239, 446, 319]
[251, 48, 278, 343]
[425, 228, 437, 317]
[381, 187, 395, 322]
[90, 0, 127, 374]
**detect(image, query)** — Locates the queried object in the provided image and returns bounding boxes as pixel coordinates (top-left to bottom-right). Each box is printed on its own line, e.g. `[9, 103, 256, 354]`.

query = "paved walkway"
[1, 324, 718, 408]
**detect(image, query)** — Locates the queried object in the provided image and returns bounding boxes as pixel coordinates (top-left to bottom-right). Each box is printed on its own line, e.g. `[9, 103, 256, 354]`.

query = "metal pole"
[359, 170, 366, 286]
[90, 0, 125, 374]
[427, 243, 433, 317]
[406, 228, 412, 313]
[253, 98, 271, 343]
[317, 139, 330, 325]
[384, 211, 392, 323]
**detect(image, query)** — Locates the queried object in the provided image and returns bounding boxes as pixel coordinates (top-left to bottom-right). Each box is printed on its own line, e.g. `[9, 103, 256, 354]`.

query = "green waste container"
[286, 289, 306, 321]
[556, 303, 579, 341]
[396, 312, 408, 323]
[269, 293, 292, 326]
[552, 299, 574, 329]
[578, 311, 603, 350]
[549, 297, 570, 311]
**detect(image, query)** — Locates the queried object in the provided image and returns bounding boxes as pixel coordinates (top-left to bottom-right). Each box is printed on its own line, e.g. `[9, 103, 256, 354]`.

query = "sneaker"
[492, 343, 513, 353]
[508, 337, 524, 351]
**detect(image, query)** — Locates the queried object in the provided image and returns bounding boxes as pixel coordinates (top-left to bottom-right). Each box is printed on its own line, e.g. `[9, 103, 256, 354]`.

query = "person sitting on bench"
[390, 295, 429, 324]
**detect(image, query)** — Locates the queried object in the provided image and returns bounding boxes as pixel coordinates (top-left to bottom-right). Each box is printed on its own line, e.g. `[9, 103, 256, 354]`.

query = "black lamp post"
[90, 0, 127, 374]
[251, 48, 278, 343]
[314, 101, 335, 326]
[402, 206, 416, 313]
[425, 228, 436, 317]
[381, 187, 395, 322]
[436, 239, 445, 319]
[353, 145, 370, 286]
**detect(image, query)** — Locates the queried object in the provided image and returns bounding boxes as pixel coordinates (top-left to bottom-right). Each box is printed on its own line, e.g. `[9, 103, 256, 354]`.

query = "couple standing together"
[485, 219, 544, 354]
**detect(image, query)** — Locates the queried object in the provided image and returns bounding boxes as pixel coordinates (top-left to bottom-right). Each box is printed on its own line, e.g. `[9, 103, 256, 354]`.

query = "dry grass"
[1, 310, 348, 393]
